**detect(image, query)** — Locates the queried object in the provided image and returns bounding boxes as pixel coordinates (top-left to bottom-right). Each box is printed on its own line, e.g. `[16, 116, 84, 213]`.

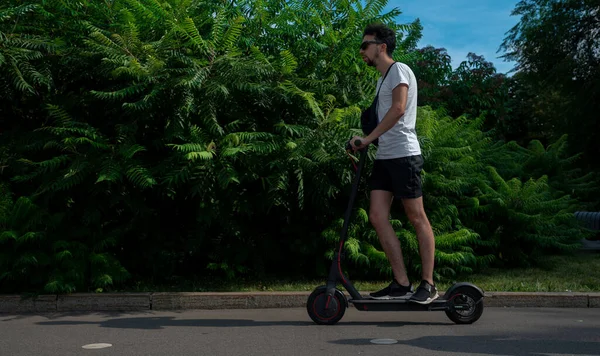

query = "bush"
[0, 0, 593, 293]
[327, 108, 590, 281]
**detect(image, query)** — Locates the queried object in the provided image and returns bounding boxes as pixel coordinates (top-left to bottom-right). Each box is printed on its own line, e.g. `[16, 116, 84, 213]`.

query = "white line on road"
[82, 343, 112, 349]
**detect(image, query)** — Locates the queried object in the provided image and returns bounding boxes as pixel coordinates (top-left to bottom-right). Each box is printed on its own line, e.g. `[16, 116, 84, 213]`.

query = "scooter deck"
[349, 297, 449, 311]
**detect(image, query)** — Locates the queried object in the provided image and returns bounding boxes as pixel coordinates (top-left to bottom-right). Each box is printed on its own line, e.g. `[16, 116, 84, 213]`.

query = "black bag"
[360, 62, 396, 146]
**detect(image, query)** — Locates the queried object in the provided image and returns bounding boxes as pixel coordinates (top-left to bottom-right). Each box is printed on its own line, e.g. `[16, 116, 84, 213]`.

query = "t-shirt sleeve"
[387, 63, 410, 90]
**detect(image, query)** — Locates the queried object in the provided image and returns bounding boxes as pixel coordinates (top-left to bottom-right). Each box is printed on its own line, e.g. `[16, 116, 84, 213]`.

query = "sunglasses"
[360, 40, 382, 50]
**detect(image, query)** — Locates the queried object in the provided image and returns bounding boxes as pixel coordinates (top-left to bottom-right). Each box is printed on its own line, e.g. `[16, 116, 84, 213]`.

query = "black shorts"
[369, 155, 423, 199]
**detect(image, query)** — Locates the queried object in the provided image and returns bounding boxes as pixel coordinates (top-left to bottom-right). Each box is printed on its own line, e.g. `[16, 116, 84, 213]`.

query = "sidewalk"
[1, 291, 599, 313]
[2, 239, 598, 314]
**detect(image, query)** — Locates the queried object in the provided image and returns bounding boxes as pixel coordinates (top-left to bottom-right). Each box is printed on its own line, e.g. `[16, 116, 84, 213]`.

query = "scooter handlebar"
[346, 139, 364, 150]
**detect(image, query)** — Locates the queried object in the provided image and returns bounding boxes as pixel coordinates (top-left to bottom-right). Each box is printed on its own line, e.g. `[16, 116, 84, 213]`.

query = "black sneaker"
[409, 280, 439, 304]
[368, 280, 414, 299]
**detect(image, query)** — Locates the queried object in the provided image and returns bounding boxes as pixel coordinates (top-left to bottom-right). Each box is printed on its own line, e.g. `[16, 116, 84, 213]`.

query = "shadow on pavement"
[330, 333, 600, 356]
[35, 316, 449, 329]
[1, 310, 138, 321]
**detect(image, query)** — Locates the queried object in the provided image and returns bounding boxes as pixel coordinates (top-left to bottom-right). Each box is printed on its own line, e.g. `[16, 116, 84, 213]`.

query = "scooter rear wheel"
[444, 286, 484, 324]
[306, 286, 346, 325]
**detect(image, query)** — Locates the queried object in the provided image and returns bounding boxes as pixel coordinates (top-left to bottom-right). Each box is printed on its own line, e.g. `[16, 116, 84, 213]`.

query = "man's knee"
[407, 210, 427, 228]
[369, 208, 389, 229]
[404, 201, 429, 228]
[369, 190, 393, 229]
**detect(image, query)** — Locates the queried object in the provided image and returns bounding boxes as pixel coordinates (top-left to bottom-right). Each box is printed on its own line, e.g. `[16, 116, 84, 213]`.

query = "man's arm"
[363, 83, 408, 145]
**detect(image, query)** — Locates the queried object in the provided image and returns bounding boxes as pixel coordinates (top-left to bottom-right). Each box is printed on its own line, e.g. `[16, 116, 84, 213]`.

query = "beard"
[363, 52, 379, 67]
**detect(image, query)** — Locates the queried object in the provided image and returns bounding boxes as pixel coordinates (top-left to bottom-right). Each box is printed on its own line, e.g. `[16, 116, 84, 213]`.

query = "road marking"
[82, 343, 112, 349]
[370, 339, 398, 345]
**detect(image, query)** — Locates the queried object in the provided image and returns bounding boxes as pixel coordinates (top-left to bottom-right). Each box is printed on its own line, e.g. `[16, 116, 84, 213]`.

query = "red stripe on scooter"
[312, 295, 341, 321]
[338, 240, 346, 284]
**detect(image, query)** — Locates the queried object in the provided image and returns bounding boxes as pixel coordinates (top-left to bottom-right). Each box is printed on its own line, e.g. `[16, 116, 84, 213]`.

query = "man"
[350, 23, 438, 304]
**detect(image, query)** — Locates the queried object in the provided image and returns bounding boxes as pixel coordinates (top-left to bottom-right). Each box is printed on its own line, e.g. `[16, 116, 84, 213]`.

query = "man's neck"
[376, 57, 396, 76]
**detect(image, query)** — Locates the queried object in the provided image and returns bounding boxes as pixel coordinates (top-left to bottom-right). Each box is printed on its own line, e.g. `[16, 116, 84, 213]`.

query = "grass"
[455, 252, 600, 293]
[116, 252, 600, 294]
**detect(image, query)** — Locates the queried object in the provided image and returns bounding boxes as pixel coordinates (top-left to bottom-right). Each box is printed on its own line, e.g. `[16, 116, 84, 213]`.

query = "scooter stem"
[326, 140, 369, 300]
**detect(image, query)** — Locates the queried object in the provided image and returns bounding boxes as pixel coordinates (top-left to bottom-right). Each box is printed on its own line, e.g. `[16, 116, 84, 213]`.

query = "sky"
[386, 0, 522, 74]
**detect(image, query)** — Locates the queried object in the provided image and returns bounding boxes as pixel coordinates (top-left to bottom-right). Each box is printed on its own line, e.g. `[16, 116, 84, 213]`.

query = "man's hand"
[350, 136, 371, 151]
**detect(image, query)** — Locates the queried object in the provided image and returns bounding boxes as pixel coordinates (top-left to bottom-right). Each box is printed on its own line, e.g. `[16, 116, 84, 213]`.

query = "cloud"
[384, 0, 521, 74]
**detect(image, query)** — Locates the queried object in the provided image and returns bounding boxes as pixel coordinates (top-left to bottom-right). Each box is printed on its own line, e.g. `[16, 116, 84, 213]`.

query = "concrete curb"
[1, 291, 599, 313]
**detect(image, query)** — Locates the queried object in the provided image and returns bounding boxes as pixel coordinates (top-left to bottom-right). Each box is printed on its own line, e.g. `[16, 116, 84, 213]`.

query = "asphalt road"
[1, 307, 599, 356]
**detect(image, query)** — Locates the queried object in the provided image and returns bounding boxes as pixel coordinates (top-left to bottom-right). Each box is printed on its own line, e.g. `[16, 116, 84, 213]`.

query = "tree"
[409, 48, 510, 134]
[0, 0, 427, 293]
[0, 0, 592, 294]
[410, 45, 453, 108]
[499, 0, 600, 169]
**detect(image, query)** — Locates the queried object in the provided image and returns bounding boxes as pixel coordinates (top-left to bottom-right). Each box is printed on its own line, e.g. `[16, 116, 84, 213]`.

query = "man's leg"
[389, 154, 438, 304]
[369, 190, 410, 286]
[367, 160, 413, 299]
[401, 197, 435, 285]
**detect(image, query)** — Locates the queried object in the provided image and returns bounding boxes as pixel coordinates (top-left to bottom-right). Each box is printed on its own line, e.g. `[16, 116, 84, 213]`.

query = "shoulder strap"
[372, 62, 397, 121]
[376, 61, 397, 95]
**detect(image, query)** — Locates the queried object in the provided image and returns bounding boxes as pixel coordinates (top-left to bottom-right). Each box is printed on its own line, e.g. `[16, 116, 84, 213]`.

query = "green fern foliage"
[503, 135, 599, 209]
[0, 3, 58, 97]
[326, 106, 591, 281]
[464, 167, 584, 267]
[0, 0, 594, 293]
[321, 203, 483, 281]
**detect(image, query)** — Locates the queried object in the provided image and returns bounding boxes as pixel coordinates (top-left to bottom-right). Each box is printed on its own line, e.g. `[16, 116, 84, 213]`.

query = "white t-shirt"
[375, 62, 421, 160]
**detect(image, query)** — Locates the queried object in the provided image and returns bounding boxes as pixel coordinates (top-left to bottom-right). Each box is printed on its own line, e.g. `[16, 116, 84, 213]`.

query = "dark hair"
[363, 23, 396, 57]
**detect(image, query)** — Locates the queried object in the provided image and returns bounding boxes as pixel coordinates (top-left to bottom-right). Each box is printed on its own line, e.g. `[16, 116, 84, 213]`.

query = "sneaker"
[409, 280, 439, 304]
[368, 280, 414, 299]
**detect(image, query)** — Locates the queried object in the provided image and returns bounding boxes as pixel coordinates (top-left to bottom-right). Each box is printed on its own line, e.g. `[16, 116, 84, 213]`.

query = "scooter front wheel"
[444, 286, 484, 324]
[306, 286, 347, 325]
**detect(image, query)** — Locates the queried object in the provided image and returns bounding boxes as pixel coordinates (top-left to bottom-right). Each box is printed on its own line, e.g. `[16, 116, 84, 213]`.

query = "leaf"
[185, 151, 214, 162]
[0, 231, 18, 243]
[126, 166, 156, 188]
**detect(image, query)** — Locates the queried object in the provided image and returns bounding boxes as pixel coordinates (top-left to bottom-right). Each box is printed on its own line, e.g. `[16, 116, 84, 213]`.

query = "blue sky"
[386, 0, 521, 74]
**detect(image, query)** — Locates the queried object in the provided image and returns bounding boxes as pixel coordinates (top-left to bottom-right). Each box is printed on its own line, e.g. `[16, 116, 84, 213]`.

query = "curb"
[1, 291, 599, 313]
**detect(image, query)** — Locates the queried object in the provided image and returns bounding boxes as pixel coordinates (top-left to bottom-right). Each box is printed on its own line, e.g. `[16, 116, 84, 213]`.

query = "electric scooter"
[306, 139, 485, 325]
